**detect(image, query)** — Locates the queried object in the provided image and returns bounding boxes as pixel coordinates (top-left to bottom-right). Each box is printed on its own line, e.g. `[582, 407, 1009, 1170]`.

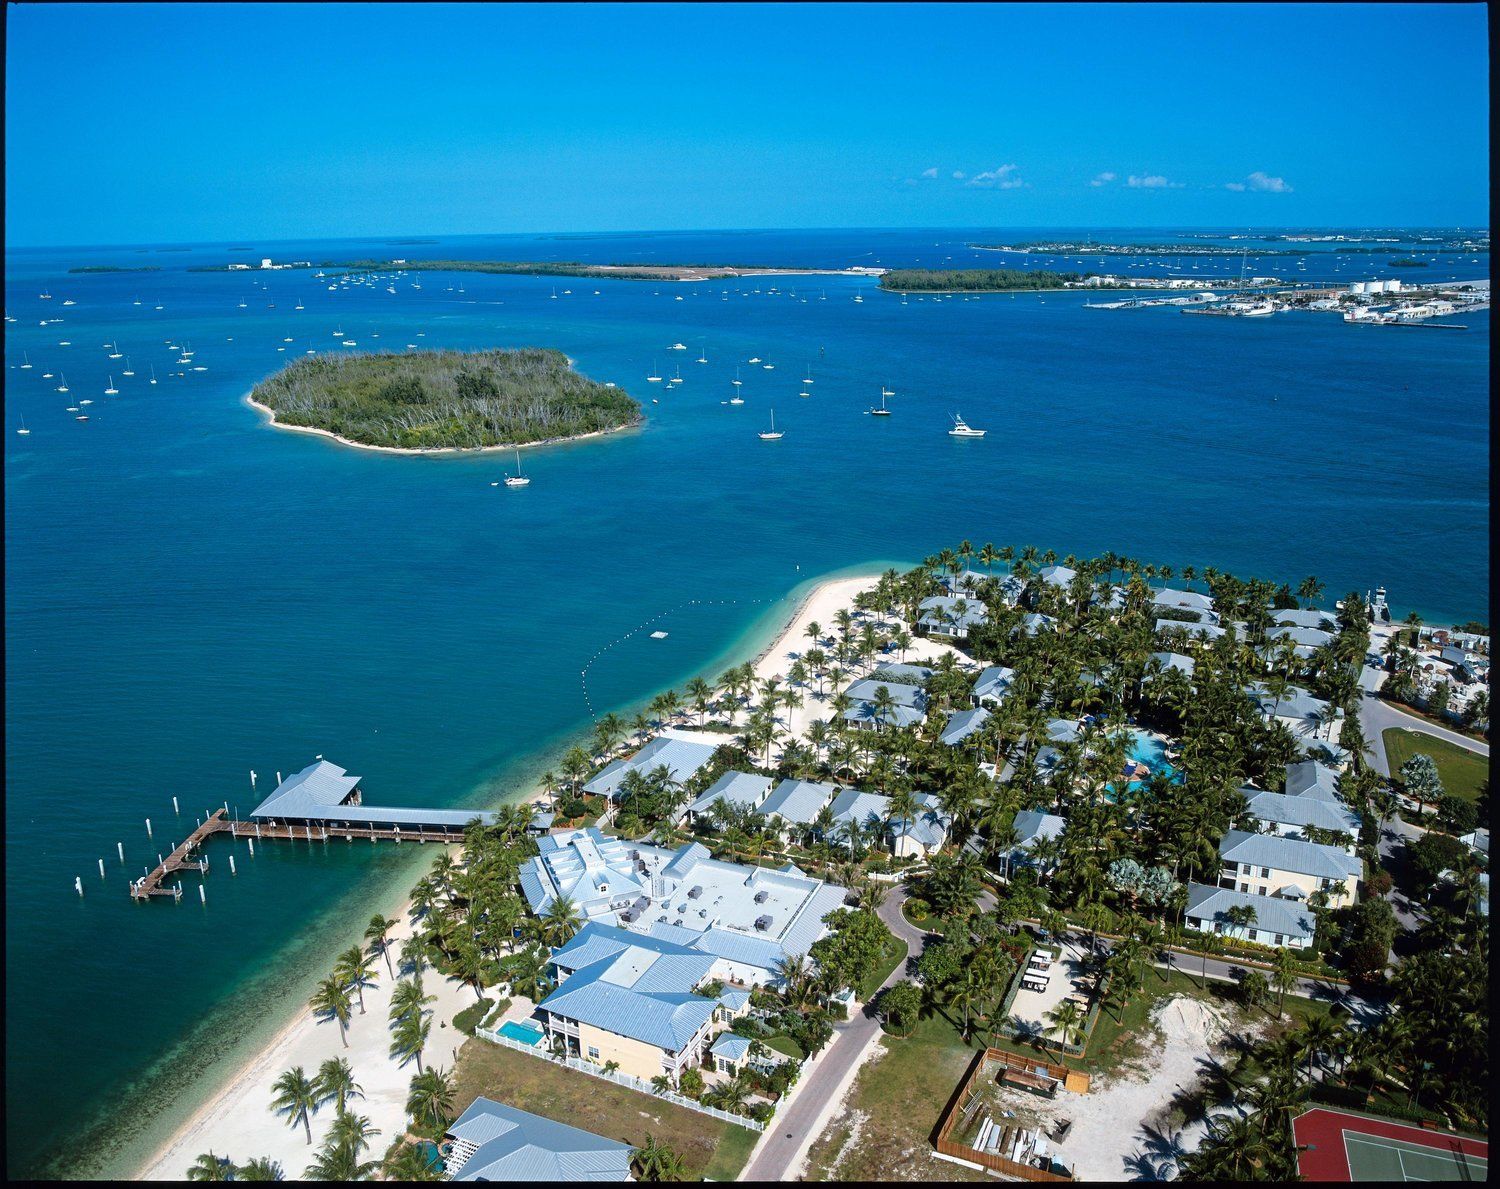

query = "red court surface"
[1293, 1107, 1488, 1181]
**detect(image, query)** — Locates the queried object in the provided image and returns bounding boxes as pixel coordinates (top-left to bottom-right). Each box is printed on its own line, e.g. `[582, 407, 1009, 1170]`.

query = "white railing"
[475, 1026, 765, 1131]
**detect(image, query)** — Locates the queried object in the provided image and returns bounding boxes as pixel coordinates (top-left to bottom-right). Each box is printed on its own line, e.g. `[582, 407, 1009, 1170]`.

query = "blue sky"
[4, 3, 1489, 245]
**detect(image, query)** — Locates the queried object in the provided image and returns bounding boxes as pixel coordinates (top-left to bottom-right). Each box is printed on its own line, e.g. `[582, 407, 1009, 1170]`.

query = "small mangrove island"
[249, 348, 641, 451]
[879, 267, 1094, 292]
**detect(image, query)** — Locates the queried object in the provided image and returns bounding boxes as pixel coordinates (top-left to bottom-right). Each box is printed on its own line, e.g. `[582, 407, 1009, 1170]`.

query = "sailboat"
[503, 449, 531, 487]
[104, 376, 119, 395]
[149, 365, 158, 385]
[728, 379, 744, 405]
[647, 360, 662, 383]
[948, 413, 985, 438]
[748, 357, 761, 364]
[758, 409, 783, 440]
[802, 366, 814, 385]
[731, 366, 742, 387]
[19, 352, 32, 369]
[697, 342, 708, 364]
[16, 414, 30, 435]
[669, 365, 682, 385]
[881, 385, 895, 397]
[108, 342, 122, 359]
[295, 298, 304, 310]
[122, 358, 135, 376]
[57, 375, 69, 393]
[870, 392, 892, 416]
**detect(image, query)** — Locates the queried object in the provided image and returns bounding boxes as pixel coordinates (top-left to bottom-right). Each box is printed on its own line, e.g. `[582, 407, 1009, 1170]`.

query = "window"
[1213, 922, 1223, 933]
[587, 1046, 599, 1060]
[1260, 866, 1271, 878]
[1239, 883, 1249, 893]
[1274, 934, 1284, 945]
[1241, 862, 1253, 875]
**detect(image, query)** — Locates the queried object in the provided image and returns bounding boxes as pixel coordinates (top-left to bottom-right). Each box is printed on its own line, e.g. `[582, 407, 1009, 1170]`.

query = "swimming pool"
[496, 1020, 547, 1046]
[1129, 730, 1174, 776]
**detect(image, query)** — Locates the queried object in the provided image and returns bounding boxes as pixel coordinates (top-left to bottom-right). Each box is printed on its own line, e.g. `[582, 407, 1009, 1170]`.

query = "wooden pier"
[129, 810, 231, 899]
[129, 813, 468, 900]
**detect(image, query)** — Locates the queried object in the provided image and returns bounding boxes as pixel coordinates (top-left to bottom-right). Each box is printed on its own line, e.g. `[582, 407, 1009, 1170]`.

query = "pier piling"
[146, 817, 152, 837]
[117, 842, 125, 862]
[98, 859, 105, 878]
[229, 856, 236, 875]
[199, 886, 206, 905]
[172, 796, 179, 814]
[75, 876, 83, 896]
[247, 838, 254, 855]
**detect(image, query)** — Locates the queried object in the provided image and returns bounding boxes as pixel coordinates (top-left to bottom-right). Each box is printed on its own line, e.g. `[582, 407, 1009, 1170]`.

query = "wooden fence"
[931, 1048, 1082, 1180]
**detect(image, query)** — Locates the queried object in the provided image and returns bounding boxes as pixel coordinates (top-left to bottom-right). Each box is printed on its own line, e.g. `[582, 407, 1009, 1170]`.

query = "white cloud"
[1090, 171, 1117, 187]
[968, 164, 1024, 189]
[920, 167, 939, 179]
[951, 170, 966, 180]
[1224, 182, 1246, 191]
[1246, 170, 1292, 192]
[1126, 174, 1183, 189]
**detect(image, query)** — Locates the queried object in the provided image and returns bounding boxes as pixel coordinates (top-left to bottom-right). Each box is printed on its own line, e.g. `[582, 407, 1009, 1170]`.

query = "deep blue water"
[3, 228, 1489, 1176]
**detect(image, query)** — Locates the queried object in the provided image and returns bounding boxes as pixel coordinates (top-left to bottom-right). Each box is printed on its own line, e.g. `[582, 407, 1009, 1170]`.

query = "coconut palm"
[1044, 999, 1087, 1059]
[386, 1141, 443, 1182]
[365, 914, 400, 979]
[327, 1110, 380, 1162]
[186, 1152, 234, 1181]
[314, 1057, 363, 1115]
[406, 1067, 455, 1132]
[541, 894, 582, 947]
[631, 1134, 688, 1182]
[234, 1156, 284, 1181]
[335, 945, 379, 1015]
[390, 1011, 432, 1073]
[309, 978, 353, 1048]
[390, 977, 436, 1027]
[270, 1066, 319, 1144]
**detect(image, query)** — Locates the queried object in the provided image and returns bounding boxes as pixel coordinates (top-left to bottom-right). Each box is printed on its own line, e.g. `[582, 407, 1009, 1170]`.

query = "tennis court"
[1294, 1107, 1488, 1182]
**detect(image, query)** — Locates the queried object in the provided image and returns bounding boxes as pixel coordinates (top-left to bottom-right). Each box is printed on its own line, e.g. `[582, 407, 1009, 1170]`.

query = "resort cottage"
[841, 677, 928, 730]
[685, 770, 775, 825]
[972, 665, 1017, 707]
[917, 594, 989, 640]
[1184, 884, 1317, 950]
[1218, 829, 1362, 907]
[582, 729, 721, 801]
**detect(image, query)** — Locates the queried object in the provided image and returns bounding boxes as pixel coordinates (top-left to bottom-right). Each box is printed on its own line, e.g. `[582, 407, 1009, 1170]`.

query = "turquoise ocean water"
[3, 229, 1489, 1176]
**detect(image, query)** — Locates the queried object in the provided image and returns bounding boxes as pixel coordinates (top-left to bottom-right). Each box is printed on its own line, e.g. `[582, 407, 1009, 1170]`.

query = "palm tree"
[304, 1140, 377, 1181]
[309, 978, 353, 1048]
[390, 977, 436, 1027]
[390, 1011, 432, 1073]
[398, 934, 428, 982]
[386, 1142, 443, 1181]
[631, 1134, 688, 1182]
[327, 1110, 380, 1162]
[314, 1057, 363, 1115]
[365, 914, 400, 979]
[270, 1066, 319, 1144]
[406, 1067, 455, 1132]
[187, 1152, 234, 1181]
[234, 1156, 285, 1181]
[335, 945, 379, 1015]
[541, 894, 582, 947]
[1272, 945, 1300, 1021]
[1044, 999, 1087, 1059]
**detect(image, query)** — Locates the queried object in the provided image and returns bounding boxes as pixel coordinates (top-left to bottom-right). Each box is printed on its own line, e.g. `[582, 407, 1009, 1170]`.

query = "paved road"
[737, 893, 928, 1181]
[1358, 687, 1489, 777]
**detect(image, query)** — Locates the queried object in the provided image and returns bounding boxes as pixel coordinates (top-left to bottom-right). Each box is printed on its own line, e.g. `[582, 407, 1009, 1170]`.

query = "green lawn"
[450, 1037, 759, 1181]
[858, 936, 910, 1000]
[1383, 728, 1489, 803]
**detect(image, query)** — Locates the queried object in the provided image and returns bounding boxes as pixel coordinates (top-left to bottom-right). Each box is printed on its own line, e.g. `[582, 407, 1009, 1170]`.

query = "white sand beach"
[137, 567, 899, 1179]
[138, 881, 473, 1180]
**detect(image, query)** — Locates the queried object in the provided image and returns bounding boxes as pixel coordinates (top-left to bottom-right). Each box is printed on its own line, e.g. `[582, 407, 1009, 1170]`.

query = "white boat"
[19, 352, 31, 369]
[803, 367, 814, 384]
[728, 388, 745, 405]
[63, 299, 75, 307]
[697, 343, 708, 363]
[57, 375, 68, 393]
[342, 340, 357, 346]
[881, 386, 895, 397]
[748, 357, 761, 363]
[799, 390, 811, 398]
[758, 409, 783, 440]
[647, 360, 662, 382]
[948, 414, 985, 438]
[870, 393, 892, 416]
[122, 358, 135, 376]
[17, 415, 30, 435]
[80, 397, 93, 405]
[670, 342, 687, 350]
[853, 294, 864, 303]
[108, 342, 122, 359]
[295, 299, 304, 310]
[762, 363, 774, 370]
[731, 366, 742, 387]
[503, 449, 531, 487]
[75, 414, 89, 422]
[104, 377, 118, 395]
[149, 365, 158, 385]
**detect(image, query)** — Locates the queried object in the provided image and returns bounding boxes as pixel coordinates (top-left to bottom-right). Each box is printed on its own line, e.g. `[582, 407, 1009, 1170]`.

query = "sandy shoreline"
[134, 567, 886, 1179]
[244, 394, 640, 457]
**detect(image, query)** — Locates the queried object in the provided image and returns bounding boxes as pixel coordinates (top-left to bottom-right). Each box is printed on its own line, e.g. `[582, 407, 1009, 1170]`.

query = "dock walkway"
[130, 810, 231, 899]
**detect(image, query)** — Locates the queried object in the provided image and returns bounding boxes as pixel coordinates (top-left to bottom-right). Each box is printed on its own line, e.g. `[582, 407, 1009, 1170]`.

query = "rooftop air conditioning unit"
[754, 915, 772, 931]
[754, 890, 769, 904]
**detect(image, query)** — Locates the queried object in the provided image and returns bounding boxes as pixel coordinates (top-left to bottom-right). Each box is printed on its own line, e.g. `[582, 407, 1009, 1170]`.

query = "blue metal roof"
[582, 733, 719, 797]
[941, 707, 990, 745]
[761, 779, 837, 825]
[1246, 792, 1360, 836]
[539, 950, 717, 1051]
[1184, 883, 1315, 942]
[711, 1032, 752, 1061]
[248, 759, 499, 827]
[1220, 830, 1362, 880]
[689, 770, 773, 817]
[447, 1096, 632, 1181]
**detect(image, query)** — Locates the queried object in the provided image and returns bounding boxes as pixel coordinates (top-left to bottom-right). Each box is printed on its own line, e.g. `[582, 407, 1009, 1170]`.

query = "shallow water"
[3, 228, 1489, 1176]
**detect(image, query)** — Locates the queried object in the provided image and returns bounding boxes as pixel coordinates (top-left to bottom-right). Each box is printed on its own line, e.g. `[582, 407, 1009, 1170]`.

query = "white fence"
[475, 1026, 765, 1132]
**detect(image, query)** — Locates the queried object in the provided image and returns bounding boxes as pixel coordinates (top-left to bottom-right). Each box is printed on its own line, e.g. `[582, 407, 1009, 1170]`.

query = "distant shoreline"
[244, 394, 641, 456]
[188, 258, 887, 282]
